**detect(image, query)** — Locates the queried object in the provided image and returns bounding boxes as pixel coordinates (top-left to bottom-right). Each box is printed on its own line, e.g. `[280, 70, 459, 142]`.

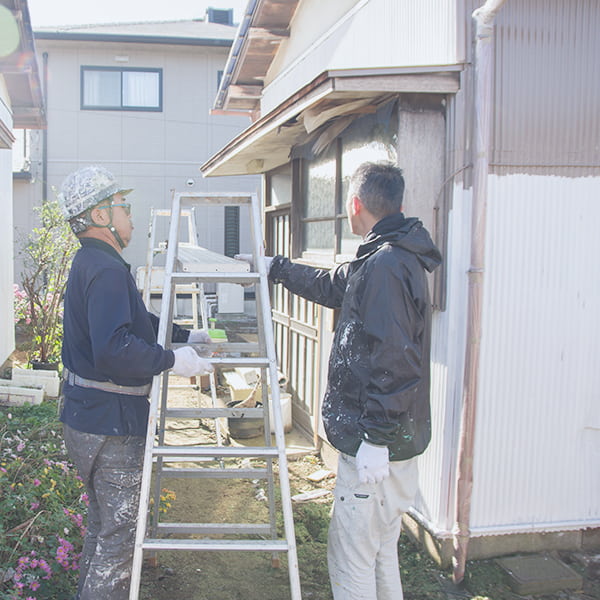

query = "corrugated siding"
[263, 0, 458, 115]
[470, 174, 600, 534]
[415, 185, 473, 534]
[491, 0, 600, 175]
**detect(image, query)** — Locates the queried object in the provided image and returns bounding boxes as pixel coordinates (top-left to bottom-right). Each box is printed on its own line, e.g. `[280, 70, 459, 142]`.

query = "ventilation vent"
[207, 8, 234, 25]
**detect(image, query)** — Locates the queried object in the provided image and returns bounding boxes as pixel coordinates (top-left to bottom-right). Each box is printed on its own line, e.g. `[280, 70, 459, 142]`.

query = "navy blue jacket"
[61, 238, 179, 436]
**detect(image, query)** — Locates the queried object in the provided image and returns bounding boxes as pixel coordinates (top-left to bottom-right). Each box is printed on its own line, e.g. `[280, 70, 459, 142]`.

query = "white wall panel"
[414, 184, 472, 535]
[0, 91, 15, 363]
[470, 174, 600, 534]
[262, 0, 458, 115]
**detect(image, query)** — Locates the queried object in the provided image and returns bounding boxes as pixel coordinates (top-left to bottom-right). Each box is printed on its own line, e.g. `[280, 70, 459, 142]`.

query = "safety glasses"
[98, 202, 131, 216]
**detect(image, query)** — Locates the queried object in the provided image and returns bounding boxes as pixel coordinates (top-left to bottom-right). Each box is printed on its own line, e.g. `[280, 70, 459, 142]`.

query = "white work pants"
[328, 453, 419, 600]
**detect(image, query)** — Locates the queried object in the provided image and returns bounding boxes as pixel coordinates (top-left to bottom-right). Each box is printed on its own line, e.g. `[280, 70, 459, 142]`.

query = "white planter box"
[0, 380, 44, 405]
[12, 367, 61, 398]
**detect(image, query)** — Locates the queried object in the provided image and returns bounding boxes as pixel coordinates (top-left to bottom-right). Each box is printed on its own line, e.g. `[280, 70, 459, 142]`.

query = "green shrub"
[0, 402, 85, 600]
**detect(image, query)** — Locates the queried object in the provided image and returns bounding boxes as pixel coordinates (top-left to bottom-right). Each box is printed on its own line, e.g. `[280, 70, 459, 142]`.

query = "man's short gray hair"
[348, 162, 405, 218]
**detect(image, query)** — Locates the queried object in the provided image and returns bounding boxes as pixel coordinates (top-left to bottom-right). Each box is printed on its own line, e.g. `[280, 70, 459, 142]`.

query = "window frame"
[80, 66, 163, 112]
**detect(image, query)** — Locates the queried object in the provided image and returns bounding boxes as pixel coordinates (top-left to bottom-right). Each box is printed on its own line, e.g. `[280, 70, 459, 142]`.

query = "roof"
[34, 19, 238, 47]
[215, 0, 301, 113]
[0, 0, 46, 129]
[202, 66, 460, 177]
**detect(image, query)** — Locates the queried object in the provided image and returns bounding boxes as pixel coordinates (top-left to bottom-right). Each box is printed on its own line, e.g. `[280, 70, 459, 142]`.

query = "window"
[81, 67, 162, 111]
[299, 105, 398, 262]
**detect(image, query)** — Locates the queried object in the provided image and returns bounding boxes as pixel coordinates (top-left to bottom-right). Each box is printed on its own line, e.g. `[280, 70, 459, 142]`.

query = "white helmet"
[58, 165, 132, 233]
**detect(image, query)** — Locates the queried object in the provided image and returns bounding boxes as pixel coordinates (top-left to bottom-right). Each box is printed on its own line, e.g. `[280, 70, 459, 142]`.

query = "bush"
[0, 402, 85, 599]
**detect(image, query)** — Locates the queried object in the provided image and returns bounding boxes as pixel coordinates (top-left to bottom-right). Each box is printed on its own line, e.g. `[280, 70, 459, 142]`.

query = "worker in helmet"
[57, 165, 211, 600]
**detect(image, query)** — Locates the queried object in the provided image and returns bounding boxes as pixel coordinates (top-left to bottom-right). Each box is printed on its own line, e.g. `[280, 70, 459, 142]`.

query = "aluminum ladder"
[129, 192, 302, 600]
[141, 207, 208, 328]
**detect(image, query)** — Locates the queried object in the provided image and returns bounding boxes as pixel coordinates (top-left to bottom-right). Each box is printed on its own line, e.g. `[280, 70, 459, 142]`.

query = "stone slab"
[496, 554, 583, 595]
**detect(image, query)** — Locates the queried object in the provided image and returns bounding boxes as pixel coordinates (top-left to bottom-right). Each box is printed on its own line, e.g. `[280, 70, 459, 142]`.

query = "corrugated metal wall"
[471, 174, 600, 534]
[491, 0, 600, 175]
[415, 185, 472, 535]
[263, 0, 459, 115]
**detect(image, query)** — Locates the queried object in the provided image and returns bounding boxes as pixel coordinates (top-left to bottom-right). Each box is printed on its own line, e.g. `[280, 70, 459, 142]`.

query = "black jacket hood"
[357, 213, 442, 272]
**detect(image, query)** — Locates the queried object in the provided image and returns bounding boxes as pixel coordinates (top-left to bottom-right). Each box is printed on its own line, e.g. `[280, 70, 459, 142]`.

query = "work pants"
[63, 424, 145, 600]
[328, 453, 419, 600]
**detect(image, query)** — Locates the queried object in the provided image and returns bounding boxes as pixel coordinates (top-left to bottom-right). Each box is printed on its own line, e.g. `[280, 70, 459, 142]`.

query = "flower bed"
[0, 401, 85, 600]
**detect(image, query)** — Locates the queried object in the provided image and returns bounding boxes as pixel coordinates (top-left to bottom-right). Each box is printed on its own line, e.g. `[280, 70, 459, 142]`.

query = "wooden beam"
[228, 84, 263, 99]
[332, 73, 460, 94]
[247, 26, 289, 40]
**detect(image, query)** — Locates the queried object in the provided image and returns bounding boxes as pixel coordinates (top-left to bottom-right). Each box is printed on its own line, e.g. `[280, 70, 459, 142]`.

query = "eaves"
[34, 32, 233, 48]
[201, 65, 461, 177]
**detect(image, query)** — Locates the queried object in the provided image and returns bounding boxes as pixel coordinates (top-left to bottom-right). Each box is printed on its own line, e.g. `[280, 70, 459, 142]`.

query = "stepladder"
[129, 192, 302, 600]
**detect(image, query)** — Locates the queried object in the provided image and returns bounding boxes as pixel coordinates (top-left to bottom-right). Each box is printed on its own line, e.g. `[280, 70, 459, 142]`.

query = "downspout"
[42, 51, 48, 203]
[452, 0, 506, 585]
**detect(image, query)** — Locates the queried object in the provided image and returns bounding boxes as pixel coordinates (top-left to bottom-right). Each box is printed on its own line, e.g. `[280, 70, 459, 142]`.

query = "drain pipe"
[452, 0, 506, 585]
[42, 52, 48, 203]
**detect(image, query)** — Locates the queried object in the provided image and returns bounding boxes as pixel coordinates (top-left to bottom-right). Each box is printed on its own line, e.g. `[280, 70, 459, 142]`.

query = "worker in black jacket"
[243, 161, 441, 599]
[58, 165, 212, 600]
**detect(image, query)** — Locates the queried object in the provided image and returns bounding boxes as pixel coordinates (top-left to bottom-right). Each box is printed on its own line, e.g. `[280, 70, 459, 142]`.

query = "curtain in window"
[123, 71, 159, 108]
[83, 70, 121, 107]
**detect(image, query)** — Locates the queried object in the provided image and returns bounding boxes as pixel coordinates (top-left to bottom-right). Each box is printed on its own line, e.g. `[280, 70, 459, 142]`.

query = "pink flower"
[30, 502, 40, 510]
[30, 581, 40, 591]
[17, 441, 25, 452]
[33, 479, 41, 487]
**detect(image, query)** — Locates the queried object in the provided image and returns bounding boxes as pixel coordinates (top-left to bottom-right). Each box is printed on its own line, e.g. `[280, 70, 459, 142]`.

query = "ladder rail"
[130, 191, 183, 598]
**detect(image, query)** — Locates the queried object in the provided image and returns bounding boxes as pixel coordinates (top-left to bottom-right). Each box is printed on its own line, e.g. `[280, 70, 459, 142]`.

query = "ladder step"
[200, 357, 271, 368]
[176, 342, 260, 354]
[164, 407, 264, 419]
[179, 194, 253, 207]
[142, 538, 289, 553]
[152, 446, 279, 459]
[161, 467, 268, 479]
[171, 272, 260, 284]
[156, 522, 273, 535]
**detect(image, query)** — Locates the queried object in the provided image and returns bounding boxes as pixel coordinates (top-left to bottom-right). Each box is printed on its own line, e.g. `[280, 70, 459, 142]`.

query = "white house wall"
[470, 174, 600, 535]
[0, 81, 15, 363]
[414, 184, 472, 536]
[262, 0, 459, 115]
[27, 39, 258, 272]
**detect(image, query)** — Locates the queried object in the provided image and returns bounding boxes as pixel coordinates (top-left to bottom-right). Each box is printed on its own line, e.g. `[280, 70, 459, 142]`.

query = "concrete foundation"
[402, 512, 600, 569]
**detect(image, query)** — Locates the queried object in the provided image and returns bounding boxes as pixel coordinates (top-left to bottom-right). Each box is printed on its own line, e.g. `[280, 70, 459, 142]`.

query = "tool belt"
[63, 368, 151, 397]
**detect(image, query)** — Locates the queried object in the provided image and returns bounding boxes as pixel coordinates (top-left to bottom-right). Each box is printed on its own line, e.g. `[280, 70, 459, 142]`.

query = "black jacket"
[269, 213, 442, 460]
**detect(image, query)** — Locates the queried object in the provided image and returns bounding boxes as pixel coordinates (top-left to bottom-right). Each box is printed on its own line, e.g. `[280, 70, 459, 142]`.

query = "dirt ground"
[138, 376, 335, 600]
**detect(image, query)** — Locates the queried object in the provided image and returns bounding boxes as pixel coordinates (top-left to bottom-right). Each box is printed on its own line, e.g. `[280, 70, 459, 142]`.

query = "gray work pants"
[328, 453, 419, 600]
[63, 424, 145, 600]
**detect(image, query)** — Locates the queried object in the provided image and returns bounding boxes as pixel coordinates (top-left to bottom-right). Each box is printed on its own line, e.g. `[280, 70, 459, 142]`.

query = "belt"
[63, 368, 152, 397]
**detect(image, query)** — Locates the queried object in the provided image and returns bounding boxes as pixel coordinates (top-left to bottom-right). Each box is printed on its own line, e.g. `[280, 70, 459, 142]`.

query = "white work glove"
[172, 346, 214, 377]
[355, 441, 390, 485]
[187, 329, 212, 344]
[234, 253, 274, 275]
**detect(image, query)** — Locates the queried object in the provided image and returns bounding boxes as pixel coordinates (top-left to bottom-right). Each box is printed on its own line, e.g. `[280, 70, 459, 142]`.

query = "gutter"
[452, 0, 507, 585]
[42, 52, 48, 203]
[212, 0, 259, 112]
[34, 32, 233, 48]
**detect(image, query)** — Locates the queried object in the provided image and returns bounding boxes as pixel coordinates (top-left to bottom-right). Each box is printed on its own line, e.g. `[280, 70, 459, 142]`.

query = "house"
[201, 0, 600, 577]
[13, 8, 260, 289]
[0, 0, 45, 365]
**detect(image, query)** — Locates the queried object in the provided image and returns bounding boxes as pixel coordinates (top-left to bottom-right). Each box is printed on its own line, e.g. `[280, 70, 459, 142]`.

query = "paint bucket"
[226, 400, 264, 439]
